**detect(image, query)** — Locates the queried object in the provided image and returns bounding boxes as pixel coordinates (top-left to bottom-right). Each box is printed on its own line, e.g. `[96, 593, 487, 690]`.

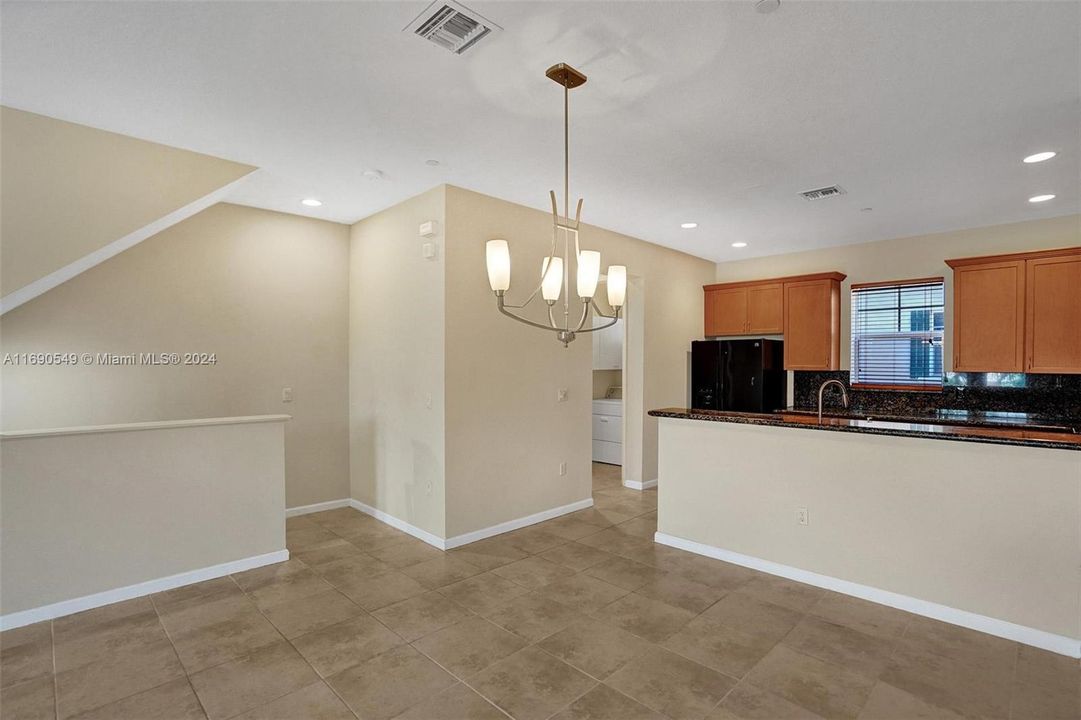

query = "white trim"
[349, 500, 448, 549]
[623, 478, 657, 491]
[0, 172, 257, 315]
[0, 414, 290, 440]
[0, 549, 288, 631]
[286, 498, 351, 518]
[654, 532, 1081, 658]
[443, 497, 594, 549]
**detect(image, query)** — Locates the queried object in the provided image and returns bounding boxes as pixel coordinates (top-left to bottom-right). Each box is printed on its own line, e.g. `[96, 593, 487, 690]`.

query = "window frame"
[850, 276, 945, 392]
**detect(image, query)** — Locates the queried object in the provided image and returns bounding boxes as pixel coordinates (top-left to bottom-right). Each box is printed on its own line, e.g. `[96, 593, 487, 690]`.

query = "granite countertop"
[648, 408, 1081, 452]
[780, 407, 1081, 432]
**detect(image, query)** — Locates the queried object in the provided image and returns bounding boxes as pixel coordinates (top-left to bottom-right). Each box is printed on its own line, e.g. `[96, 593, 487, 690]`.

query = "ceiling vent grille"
[405, 1, 500, 55]
[799, 185, 847, 201]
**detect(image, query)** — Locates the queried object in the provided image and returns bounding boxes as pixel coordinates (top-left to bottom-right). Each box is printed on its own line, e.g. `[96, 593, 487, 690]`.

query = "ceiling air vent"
[405, 0, 500, 55]
[799, 185, 847, 201]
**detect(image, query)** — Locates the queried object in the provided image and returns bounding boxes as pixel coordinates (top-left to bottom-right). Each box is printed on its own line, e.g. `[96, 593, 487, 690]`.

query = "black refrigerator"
[691, 339, 785, 412]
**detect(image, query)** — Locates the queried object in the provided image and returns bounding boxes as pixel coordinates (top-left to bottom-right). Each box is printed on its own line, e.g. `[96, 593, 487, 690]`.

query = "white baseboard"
[349, 500, 447, 550]
[0, 549, 288, 631]
[286, 498, 351, 518]
[623, 478, 657, 491]
[654, 532, 1080, 659]
[443, 497, 595, 549]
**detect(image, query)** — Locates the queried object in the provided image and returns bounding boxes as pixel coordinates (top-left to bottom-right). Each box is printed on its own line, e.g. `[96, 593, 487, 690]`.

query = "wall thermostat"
[419, 220, 438, 238]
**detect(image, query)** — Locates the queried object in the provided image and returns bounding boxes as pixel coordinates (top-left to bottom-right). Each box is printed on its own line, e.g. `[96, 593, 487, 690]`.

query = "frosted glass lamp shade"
[577, 250, 601, 299]
[607, 265, 627, 307]
[541, 256, 564, 301]
[486, 239, 511, 292]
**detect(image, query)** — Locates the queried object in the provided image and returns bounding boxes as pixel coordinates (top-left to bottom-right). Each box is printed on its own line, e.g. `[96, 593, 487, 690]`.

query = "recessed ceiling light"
[731, 242, 748, 248]
[426, 159, 441, 167]
[860, 207, 873, 212]
[301, 198, 323, 207]
[1029, 194, 1056, 203]
[1023, 151, 1057, 164]
[681, 222, 698, 229]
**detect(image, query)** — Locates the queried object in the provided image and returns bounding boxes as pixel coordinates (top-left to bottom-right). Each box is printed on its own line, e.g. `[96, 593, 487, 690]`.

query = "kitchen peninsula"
[648, 407, 1081, 657]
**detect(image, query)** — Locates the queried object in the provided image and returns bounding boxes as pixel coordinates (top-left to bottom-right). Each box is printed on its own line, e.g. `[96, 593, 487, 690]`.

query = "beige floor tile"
[635, 572, 727, 614]
[290, 538, 365, 567]
[0, 622, 53, 688]
[231, 681, 354, 720]
[335, 568, 428, 611]
[666, 555, 757, 591]
[710, 682, 826, 719]
[782, 616, 897, 679]
[471, 646, 597, 720]
[613, 516, 658, 539]
[412, 616, 527, 677]
[55, 636, 185, 719]
[234, 562, 335, 609]
[54, 609, 167, 672]
[189, 641, 317, 720]
[535, 574, 629, 614]
[1009, 679, 1080, 720]
[260, 589, 363, 639]
[565, 506, 627, 528]
[67, 677, 206, 720]
[336, 521, 414, 549]
[606, 645, 736, 720]
[744, 645, 877, 720]
[0, 676, 56, 720]
[53, 598, 152, 638]
[368, 538, 445, 568]
[285, 515, 317, 530]
[738, 574, 826, 613]
[597, 592, 696, 643]
[501, 527, 568, 555]
[161, 595, 281, 674]
[480, 592, 583, 642]
[400, 555, 483, 589]
[291, 614, 404, 677]
[576, 528, 652, 557]
[327, 645, 456, 720]
[539, 542, 614, 571]
[551, 683, 666, 720]
[306, 509, 377, 536]
[810, 593, 910, 641]
[699, 591, 804, 643]
[1014, 643, 1079, 692]
[880, 641, 1013, 719]
[447, 538, 528, 571]
[437, 571, 530, 615]
[542, 516, 610, 542]
[285, 525, 338, 551]
[662, 615, 779, 678]
[491, 557, 576, 590]
[585, 556, 664, 590]
[855, 681, 963, 719]
[309, 552, 392, 588]
[394, 682, 507, 720]
[371, 591, 472, 642]
[901, 616, 1017, 670]
[151, 577, 243, 613]
[538, 617, 651, 680]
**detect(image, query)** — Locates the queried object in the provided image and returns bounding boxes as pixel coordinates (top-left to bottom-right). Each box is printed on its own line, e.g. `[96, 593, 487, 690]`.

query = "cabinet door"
[784, 279, 839, 370]
[1025, 254, 1081, 373]
[953, 260, 1025, 372]
[705, 287, 748, 336]
[747, 283, 784, 333]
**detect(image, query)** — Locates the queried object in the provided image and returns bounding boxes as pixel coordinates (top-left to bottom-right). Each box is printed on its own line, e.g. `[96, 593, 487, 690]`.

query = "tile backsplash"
[793, 371, 1081, 420]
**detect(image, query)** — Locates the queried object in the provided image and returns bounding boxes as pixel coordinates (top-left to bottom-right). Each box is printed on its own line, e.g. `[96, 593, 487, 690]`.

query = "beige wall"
[349, 187, 446, 538]
[0, 203, 350, 508]
[592, 369, 621, 399]
[0, 107, 254, 296]
[714, 214, 1081, 371]
[443, 186, 714, 536]
[657, 417, 1081, 642]
[1, 418, 286, 615]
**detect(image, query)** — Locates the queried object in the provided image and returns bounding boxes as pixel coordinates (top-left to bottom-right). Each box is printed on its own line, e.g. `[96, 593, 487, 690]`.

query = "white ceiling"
[2, 1, 1078, 262]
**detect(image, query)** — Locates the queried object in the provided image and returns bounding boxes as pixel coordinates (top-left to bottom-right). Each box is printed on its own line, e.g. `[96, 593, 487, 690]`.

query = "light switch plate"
[281, 387, 294, 403]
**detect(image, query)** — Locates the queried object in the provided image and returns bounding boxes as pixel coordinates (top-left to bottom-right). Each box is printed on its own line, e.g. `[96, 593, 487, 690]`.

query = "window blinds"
[851, 279, 944, 388]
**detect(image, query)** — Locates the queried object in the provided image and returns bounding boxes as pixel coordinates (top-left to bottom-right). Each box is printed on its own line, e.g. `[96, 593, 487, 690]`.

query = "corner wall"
[349, 187, 447, 538]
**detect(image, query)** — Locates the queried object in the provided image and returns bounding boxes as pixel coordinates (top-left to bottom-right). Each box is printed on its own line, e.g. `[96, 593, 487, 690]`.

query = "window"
[851, 278, 944, 389]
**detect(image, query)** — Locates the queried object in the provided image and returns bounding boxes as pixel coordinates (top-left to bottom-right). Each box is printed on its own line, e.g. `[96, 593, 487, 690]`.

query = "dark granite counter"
[648, 408, 1081, 452]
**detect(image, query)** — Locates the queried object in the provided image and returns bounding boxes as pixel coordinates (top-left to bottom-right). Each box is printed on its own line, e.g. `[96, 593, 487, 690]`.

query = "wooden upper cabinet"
[1025, 253, 1081, 373]
[783, 277, 842, 370]
[951, 260, 1026, 372]
[705, 286, 749, 336]
[747, 283, 784, 333]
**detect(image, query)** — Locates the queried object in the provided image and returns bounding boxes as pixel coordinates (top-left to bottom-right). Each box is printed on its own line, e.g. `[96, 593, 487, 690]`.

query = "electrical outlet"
[424, 393, 432, 409]
[426, 481, 433, 495]
[557, 388, 568, 402]
[281, 387, 294, 403]
[796, 507, 809, 525]
[559, 462, 567, 476]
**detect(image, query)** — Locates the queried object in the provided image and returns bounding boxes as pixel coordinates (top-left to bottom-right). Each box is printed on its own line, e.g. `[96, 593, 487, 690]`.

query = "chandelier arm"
[548, 303, 558, 328]
[590, 298, 618, 319]
[497, 295, 566, 333]
[576, 311, 620, 334]
[574, 300, 591, 332]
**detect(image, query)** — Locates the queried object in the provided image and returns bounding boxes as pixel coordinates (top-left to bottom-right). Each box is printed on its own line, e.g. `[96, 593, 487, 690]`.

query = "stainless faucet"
[817, 379, 850, 424]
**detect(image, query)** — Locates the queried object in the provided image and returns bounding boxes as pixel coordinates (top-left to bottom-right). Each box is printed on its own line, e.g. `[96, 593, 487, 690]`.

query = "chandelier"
[484, 62, 626, 347]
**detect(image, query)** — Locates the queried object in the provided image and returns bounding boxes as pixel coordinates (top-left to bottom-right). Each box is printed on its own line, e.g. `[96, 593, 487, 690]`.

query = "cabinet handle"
[599, 417, 609, 423]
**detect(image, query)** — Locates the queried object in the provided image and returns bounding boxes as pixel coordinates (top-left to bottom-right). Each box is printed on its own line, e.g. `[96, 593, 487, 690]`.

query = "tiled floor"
[2, 462, 1077, 719]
